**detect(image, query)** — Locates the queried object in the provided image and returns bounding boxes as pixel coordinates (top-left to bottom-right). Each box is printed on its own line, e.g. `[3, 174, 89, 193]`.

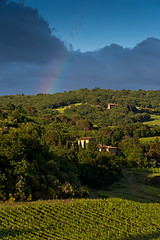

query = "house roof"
[78, 137, 94, 140]
[106, 146, 117, 149]
[97, 144, 117, 149]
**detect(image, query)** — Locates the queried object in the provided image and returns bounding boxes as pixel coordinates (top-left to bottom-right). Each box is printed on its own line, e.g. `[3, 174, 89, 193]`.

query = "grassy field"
[0, 169, 160, 239]
[53, 103, 82, 113]
[143, 114, 160, 126]
[97, 168, 160, 203]
[140, 114, 160, 142]
[139, 136, 160, 143]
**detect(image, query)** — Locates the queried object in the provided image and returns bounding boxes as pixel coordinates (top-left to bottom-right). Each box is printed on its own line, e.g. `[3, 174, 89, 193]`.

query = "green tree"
[119, 138, 146, 167]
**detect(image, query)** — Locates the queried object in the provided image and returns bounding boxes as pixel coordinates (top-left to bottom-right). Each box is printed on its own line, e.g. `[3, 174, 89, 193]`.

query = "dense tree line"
[1, 88, 160, 112]
[0, 104, 122, 201]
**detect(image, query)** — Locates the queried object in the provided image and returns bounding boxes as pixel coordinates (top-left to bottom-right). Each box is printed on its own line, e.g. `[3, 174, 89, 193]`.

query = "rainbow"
[38, 56, 70, 94]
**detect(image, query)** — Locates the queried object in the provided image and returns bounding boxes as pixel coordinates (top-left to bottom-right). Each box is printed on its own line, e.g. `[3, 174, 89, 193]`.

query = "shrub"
[145, 173, 160, 187]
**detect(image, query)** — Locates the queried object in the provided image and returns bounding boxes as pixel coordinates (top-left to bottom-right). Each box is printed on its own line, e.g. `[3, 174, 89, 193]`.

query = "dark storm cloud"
[64, 38, 160, 91]
[0, 0, 67, 63]
[0, 62, 47, 95]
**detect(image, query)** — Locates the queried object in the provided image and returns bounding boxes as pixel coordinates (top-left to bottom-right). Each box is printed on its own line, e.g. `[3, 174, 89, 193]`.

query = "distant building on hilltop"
[78, 137, 95, 148]
[108, 103, 117, 110]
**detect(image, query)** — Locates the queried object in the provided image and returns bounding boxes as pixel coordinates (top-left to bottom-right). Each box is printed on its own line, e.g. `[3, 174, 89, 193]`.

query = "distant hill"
[0, 88, 160, 126]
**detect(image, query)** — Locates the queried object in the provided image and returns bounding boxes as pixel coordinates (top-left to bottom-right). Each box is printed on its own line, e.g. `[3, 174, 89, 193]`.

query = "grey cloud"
[0, 62, 46, 95]
[63, 38, 160, 91]
[0, 0, 67, 64]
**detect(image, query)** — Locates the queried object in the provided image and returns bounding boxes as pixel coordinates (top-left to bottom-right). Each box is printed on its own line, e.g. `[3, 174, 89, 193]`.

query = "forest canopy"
[0, 88, 160, 201]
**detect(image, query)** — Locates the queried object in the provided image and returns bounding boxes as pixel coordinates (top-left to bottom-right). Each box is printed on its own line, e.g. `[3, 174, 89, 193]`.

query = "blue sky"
[23, 0, 160, 51]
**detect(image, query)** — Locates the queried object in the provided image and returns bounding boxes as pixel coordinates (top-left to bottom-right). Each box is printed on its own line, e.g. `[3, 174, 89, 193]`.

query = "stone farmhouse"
[78, 137, 95, 148]
[97, 143, 118, 154]
[78, 137, 118, 154]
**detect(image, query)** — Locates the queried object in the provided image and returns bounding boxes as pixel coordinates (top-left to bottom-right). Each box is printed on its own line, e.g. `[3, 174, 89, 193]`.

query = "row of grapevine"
[0, 198, 160, 239]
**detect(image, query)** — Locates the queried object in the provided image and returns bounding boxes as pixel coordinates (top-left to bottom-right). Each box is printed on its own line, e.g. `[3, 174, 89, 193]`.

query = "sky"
[23, 0, 160, 52]
[1, 0, 160, 95]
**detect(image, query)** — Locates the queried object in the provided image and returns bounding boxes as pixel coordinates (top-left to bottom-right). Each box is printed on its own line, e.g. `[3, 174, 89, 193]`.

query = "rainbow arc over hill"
[39, 57, 70, 94]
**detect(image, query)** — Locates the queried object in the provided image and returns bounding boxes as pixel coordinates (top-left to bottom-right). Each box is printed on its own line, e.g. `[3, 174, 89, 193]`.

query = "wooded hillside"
[1, 88, 160, 201]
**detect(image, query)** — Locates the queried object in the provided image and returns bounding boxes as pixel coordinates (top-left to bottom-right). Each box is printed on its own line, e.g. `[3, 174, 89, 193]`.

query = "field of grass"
[0, 169, 160, 239]
[53, 103, 82, 113]
[143, 114, 160, 126]
[139, 136, 160, 143]
[97, 169, 160, 203]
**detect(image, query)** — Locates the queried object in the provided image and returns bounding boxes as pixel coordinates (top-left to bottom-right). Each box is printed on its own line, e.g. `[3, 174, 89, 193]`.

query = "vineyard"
[0, 198, 160, 240]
